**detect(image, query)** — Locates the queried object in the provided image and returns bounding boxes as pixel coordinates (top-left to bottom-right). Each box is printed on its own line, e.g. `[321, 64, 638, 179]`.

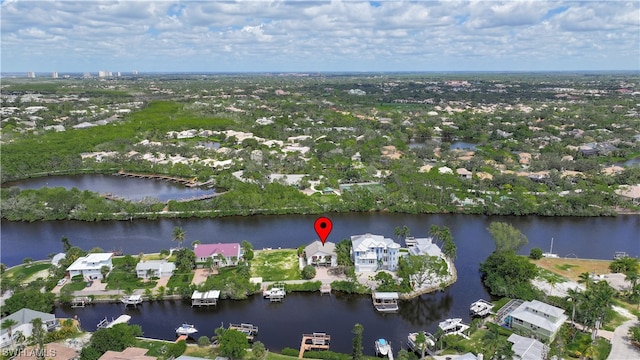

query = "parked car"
[57, 278, 67, 286]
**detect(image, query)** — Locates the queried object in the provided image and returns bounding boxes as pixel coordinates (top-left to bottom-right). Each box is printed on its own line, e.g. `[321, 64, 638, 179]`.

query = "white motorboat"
[469, 299, 493, 317]
[438, 318, 470, 338]
[263, 287, 286, 298]
[176, 323, 198, 336]
[375, 338, 391, 357]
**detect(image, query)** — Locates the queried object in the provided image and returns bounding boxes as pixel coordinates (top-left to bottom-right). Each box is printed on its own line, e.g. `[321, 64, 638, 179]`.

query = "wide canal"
[1, 175, 639, 354]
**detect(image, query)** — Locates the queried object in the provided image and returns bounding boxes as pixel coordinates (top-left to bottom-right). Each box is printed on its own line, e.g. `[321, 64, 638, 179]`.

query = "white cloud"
[1, 0, 638, 72]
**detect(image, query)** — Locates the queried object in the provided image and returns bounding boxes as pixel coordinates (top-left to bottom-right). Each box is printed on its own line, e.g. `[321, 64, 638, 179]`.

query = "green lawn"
[250, 249, 300, 281]
[62, 281, 86, 292]
[2, 262, 51, 280]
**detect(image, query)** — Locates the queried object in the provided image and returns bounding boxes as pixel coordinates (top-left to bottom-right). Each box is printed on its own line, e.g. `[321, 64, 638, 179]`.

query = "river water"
[1, 175, 639, 354]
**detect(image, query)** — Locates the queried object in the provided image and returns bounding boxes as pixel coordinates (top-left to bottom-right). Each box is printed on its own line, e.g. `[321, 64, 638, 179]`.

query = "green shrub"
[302, 265, 317, 280]
[303, 350, 350, 360]
[166, 339, 187, 358]
[529, 247, 543, 260]
[197, 336, 210, 346]
[281, 348, 299, 357]
[330, 280, 369, 294]
[285, 281, 322, 292]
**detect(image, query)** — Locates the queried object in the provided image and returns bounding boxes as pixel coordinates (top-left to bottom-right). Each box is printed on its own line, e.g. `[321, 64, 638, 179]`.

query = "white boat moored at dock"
[176, 323, 198, 336]
[469, 299, 493, 317]
[375, 338, 393, 359]
[438, 318, 470, 339]
[121, 294, 143, 306]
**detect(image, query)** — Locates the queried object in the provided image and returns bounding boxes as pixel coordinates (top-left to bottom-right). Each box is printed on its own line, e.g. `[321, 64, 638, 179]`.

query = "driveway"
[608, 316, 640, 360]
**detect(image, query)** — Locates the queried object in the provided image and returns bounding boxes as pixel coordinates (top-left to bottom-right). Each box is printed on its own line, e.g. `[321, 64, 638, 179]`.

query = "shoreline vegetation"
[2, 74, 640, 222]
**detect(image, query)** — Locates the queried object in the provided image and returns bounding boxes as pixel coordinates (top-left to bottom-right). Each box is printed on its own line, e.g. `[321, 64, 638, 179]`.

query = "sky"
[1, 0, 639, 73]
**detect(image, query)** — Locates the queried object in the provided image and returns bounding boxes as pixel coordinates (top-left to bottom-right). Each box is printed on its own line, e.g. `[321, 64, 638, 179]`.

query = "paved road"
[608, 317, 640, 360]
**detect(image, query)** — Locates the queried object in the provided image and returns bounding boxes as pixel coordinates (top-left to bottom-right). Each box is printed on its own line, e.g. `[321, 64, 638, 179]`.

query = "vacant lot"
[250, 249, 300, 281]
[532, 257, 612, 281]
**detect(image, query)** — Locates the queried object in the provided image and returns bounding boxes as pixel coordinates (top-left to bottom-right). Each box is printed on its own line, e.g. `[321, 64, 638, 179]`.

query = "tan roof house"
[456, 168, 473, 179]
[98, 347, 155, 360]
[13, 343, 79, 360]
[615, 185, 640, 205]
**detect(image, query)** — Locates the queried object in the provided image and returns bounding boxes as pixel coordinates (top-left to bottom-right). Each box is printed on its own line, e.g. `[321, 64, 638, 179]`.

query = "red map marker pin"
[314, 217, 333, 245]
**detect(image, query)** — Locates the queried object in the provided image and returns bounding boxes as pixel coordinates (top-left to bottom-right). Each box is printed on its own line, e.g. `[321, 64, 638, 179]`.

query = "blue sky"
[1, 0, 638, 73]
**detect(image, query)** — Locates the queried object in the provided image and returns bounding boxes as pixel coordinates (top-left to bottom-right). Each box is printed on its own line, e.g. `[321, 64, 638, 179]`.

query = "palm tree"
[192, 240, 201, 248]
[565, 287, 581, 325]
[172, 226, 186, 249]
[546, 276, 560, 296]
[578, 272, 592, 290]
[394, 225, 410, 242]
[30, 318, 45, 360]
[1, 319, 18, 348]
[428, 225, 442, 245]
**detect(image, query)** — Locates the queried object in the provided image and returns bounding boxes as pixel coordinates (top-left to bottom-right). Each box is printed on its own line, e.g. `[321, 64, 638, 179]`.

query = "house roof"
[194, 243, 240, 258]
[136, 260, 176, 273]
[510, 301, 567, 333]
[305, 240, 336, 257]
[13, 343, 79, 360]
[524, 300, 566, 318]
[192, 290, 221, 300]
[67, 253, 113, 271]
[98, 347, 155, 360]
[373, 292, 399, 300]
[351, 234, 400, 252]
[0, 308, 55, 335]
[507, 334, 547, 360]
[408, 238, 442, 257]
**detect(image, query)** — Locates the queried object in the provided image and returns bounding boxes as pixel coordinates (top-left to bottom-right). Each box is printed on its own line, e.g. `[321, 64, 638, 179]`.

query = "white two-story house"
[507, 299, 568, 342]
[351, 233, 401, 272]
[66, 253, 113, 280]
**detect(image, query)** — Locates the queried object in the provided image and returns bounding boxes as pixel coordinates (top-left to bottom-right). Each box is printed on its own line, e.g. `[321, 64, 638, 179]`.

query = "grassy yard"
[532, 257, 612, 281]
[2, 262, 50, 281]
[250, 249, 300, 281]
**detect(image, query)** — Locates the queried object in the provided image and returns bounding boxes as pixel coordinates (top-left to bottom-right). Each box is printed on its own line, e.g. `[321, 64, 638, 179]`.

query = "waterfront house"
[304, 240, 337, 267]
[135, 260, 176, 279]
[507, 333, 548, 360]
[13, 343, 79, 360]
[98, 347, 155, 360]
[406, 237, 443, 258]
[506, 300, 567, 342]
[350, 233, 401, 272]
[194, 243, 242, 267]
[66, 253, 113, 280]
[0, 308, 57, 348]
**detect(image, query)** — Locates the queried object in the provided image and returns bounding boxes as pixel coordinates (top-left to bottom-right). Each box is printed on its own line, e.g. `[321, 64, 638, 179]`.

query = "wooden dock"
[229, 323, 259, 341]
[320, 284, 331, 296]
[298, 333, 331, 358]
[71, 297, 92, 308]
[114, 170, 203, 187]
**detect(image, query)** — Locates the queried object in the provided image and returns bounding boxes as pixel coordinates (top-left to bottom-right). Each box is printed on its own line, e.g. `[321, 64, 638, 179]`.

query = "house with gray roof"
[507, 333, 548, 360]
[507, 299, 567, 342]
[351, 233, 401, 272]
[0, 308, 57, 348]
[135, 260, 176, 279]
[304, 241, 337, 267]
[406, 237, 443, 258]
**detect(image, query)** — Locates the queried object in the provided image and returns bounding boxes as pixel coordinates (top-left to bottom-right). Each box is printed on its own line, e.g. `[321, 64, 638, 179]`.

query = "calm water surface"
[2, 174, 215, 202]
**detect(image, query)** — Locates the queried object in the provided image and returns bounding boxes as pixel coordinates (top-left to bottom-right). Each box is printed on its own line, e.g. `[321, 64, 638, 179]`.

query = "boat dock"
[320, 284, 331, 296]
[114, 170, 204, 187]
[298, 333, 331, 358]
[97, 315, 131, 329]
[263, 283, 286, 302]
[229, 323, 259, 341]
[191, 290, 220, 307]
[71, 297, 92, 308]
[372, 292, 399, 312]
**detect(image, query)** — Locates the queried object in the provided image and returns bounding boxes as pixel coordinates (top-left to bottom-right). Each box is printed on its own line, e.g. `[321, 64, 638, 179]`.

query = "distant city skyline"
[1, 0, 639, 73]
